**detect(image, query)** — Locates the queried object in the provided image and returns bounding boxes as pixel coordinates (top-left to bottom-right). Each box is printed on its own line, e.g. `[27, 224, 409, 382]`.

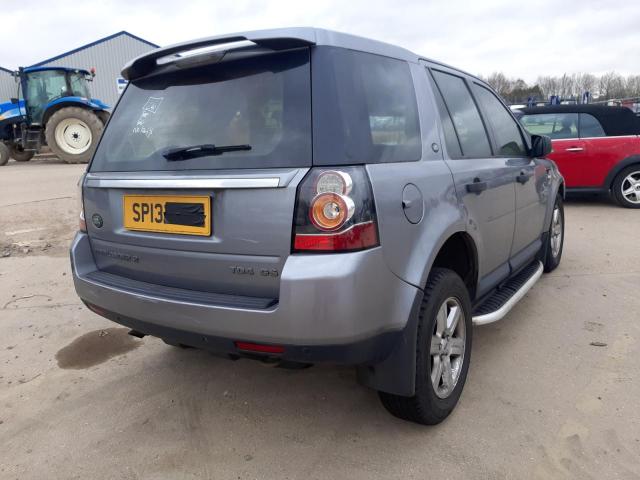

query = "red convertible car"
[520, 105, 640, 208]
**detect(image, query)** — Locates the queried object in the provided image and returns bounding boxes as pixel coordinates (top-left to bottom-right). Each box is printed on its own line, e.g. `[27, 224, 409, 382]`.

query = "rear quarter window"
[312, 47, 421, 164]
[579, 113, 606, 138]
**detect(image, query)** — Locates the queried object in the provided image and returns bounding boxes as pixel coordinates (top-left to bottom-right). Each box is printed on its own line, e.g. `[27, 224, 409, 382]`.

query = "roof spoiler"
[122, 28, 317, 80]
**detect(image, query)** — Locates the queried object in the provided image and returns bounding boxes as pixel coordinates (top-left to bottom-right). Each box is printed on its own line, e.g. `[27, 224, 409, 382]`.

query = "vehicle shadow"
[6, 155, 68, 166]
[563, 192, 618, 208]
[86, 332, 502, 438]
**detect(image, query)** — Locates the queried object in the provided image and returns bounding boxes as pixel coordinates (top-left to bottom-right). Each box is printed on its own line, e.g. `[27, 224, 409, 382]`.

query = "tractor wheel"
[45, 107, 104, 164]
[0, 142, 10, 166]
[96, 110, 111, 126]
[9, 145, 35, 162]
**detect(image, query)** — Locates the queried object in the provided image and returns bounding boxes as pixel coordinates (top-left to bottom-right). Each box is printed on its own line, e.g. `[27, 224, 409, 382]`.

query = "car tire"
[45, 107, 104, 164]
[612, 165, 640, 209]
[379, 268, 472, 425]
[9, 145, 35, 162]
[543, 195, 564, 273]
[0, 142, 9, 166]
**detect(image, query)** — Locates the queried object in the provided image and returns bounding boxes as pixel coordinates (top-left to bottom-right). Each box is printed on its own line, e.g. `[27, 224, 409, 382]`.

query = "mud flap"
[536, 231, 550, 263]
[356, 289, 423, 396]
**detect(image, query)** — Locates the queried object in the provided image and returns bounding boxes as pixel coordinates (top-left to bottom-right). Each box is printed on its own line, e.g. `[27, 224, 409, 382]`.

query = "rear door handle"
[466, 178, 488, 194]
[516, 171, 533, 184]
[565, 147, 584, 152]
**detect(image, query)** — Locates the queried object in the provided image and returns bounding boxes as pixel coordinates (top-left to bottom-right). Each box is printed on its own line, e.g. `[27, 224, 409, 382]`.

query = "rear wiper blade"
[163, 144, 252, 161]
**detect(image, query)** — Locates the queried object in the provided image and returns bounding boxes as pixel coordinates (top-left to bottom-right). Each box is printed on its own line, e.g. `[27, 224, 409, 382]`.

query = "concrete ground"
[0, 158, 639, 479]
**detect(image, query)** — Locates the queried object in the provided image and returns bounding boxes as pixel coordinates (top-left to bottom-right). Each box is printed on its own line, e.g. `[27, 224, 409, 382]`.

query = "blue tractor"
[0, 66, 110, 165]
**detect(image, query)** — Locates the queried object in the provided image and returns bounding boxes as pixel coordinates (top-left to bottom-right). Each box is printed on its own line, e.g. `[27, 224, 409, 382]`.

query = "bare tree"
[574, 73, 598, 98]
[485, 72, 512, 97]
[599, 71, 625, 99]
[536, 75, 559, 99]
[481, 71, 640, 103]
[512, 78, 527, 91]
[624, 75, 640, 97]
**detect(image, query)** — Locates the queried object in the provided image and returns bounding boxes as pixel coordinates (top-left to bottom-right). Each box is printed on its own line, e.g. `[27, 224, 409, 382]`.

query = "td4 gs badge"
[229, 266, 279, 277]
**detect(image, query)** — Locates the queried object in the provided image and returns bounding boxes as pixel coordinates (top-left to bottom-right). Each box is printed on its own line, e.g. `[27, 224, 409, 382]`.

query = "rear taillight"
[293, 167, 379, 252]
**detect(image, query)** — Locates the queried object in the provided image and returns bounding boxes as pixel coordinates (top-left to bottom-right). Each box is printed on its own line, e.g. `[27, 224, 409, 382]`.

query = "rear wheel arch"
[429, 232, 478, 301]
[605, 155, 640, 190]
[378, 267, 473, 424]
[358, 231, 477, 398]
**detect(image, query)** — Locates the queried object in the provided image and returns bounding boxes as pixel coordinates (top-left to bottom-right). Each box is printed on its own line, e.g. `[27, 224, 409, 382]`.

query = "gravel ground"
[0, 160, 639, 479]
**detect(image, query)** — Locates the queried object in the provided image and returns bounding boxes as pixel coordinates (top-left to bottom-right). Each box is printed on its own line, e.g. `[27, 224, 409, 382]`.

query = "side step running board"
[472, 261, 543, 326]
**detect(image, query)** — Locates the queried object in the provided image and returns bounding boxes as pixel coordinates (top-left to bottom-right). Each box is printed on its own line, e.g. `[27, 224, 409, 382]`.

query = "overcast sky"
[2, 0, 639, 82]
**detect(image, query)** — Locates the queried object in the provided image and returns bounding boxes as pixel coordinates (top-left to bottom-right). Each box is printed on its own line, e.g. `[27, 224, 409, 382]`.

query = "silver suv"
[71, 28, 565, 425]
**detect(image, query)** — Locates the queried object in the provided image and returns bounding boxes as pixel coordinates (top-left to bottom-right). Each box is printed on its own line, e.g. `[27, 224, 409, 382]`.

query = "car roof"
[520, 104, 640, 136]
[122, 27, 483, 84]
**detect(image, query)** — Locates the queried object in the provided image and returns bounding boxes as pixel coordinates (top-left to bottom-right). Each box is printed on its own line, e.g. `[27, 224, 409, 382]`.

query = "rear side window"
[472, 84, 527, 156]
[520, 113, 579, 139]
[312, 47, 421, 164]
[579, 113, 606, 138]
[90, 49, 311, 172]
[431, 70, 492, 158]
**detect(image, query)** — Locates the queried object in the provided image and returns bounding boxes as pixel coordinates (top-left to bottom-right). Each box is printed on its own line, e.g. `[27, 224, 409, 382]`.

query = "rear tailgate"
[83, 47, 311, 302]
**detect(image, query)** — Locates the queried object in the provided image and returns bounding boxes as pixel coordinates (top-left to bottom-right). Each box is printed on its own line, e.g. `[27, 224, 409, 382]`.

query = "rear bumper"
[71, 233, 420, 365]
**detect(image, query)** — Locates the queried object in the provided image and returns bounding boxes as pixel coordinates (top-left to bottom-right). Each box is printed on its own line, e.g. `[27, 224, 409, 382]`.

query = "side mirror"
[531, 134, 552, 157]
[10, 98, 19, 104]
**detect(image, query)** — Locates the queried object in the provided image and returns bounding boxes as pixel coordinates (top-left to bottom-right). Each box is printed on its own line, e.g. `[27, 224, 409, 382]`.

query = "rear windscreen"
[90, 49, 311, 172]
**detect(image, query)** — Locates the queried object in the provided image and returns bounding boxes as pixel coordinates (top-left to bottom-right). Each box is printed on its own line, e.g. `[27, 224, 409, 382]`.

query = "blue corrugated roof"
[29, 31, 159, 67]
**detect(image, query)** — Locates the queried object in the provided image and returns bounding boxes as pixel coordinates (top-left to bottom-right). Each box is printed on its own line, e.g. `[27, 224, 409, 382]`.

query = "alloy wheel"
[550, 205, 563, 258]
[430, 297, 466, 399]
[620, 171, 640, 205]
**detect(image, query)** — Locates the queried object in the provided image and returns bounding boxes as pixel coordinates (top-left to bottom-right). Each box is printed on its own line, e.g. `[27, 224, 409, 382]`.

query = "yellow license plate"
[123, 195, 211, 236]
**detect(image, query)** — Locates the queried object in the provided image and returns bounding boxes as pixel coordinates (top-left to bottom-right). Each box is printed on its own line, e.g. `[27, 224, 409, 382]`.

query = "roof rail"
[122, 28, 316, 80]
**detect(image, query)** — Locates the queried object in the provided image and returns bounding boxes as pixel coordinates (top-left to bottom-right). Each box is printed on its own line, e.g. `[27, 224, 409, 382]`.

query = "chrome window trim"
[85, 176, 281, 189]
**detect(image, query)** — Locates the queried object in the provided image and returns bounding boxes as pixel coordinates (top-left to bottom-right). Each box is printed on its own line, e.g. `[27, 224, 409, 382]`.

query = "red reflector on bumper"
[235, 342, 285, 354]
[86, 302, 107, 316]
[294, 221, 378, 251]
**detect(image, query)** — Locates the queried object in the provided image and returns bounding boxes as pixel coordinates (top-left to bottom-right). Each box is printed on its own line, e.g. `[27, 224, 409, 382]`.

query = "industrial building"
[0, 66, 14, 101]
[0, 31, 158, 108]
